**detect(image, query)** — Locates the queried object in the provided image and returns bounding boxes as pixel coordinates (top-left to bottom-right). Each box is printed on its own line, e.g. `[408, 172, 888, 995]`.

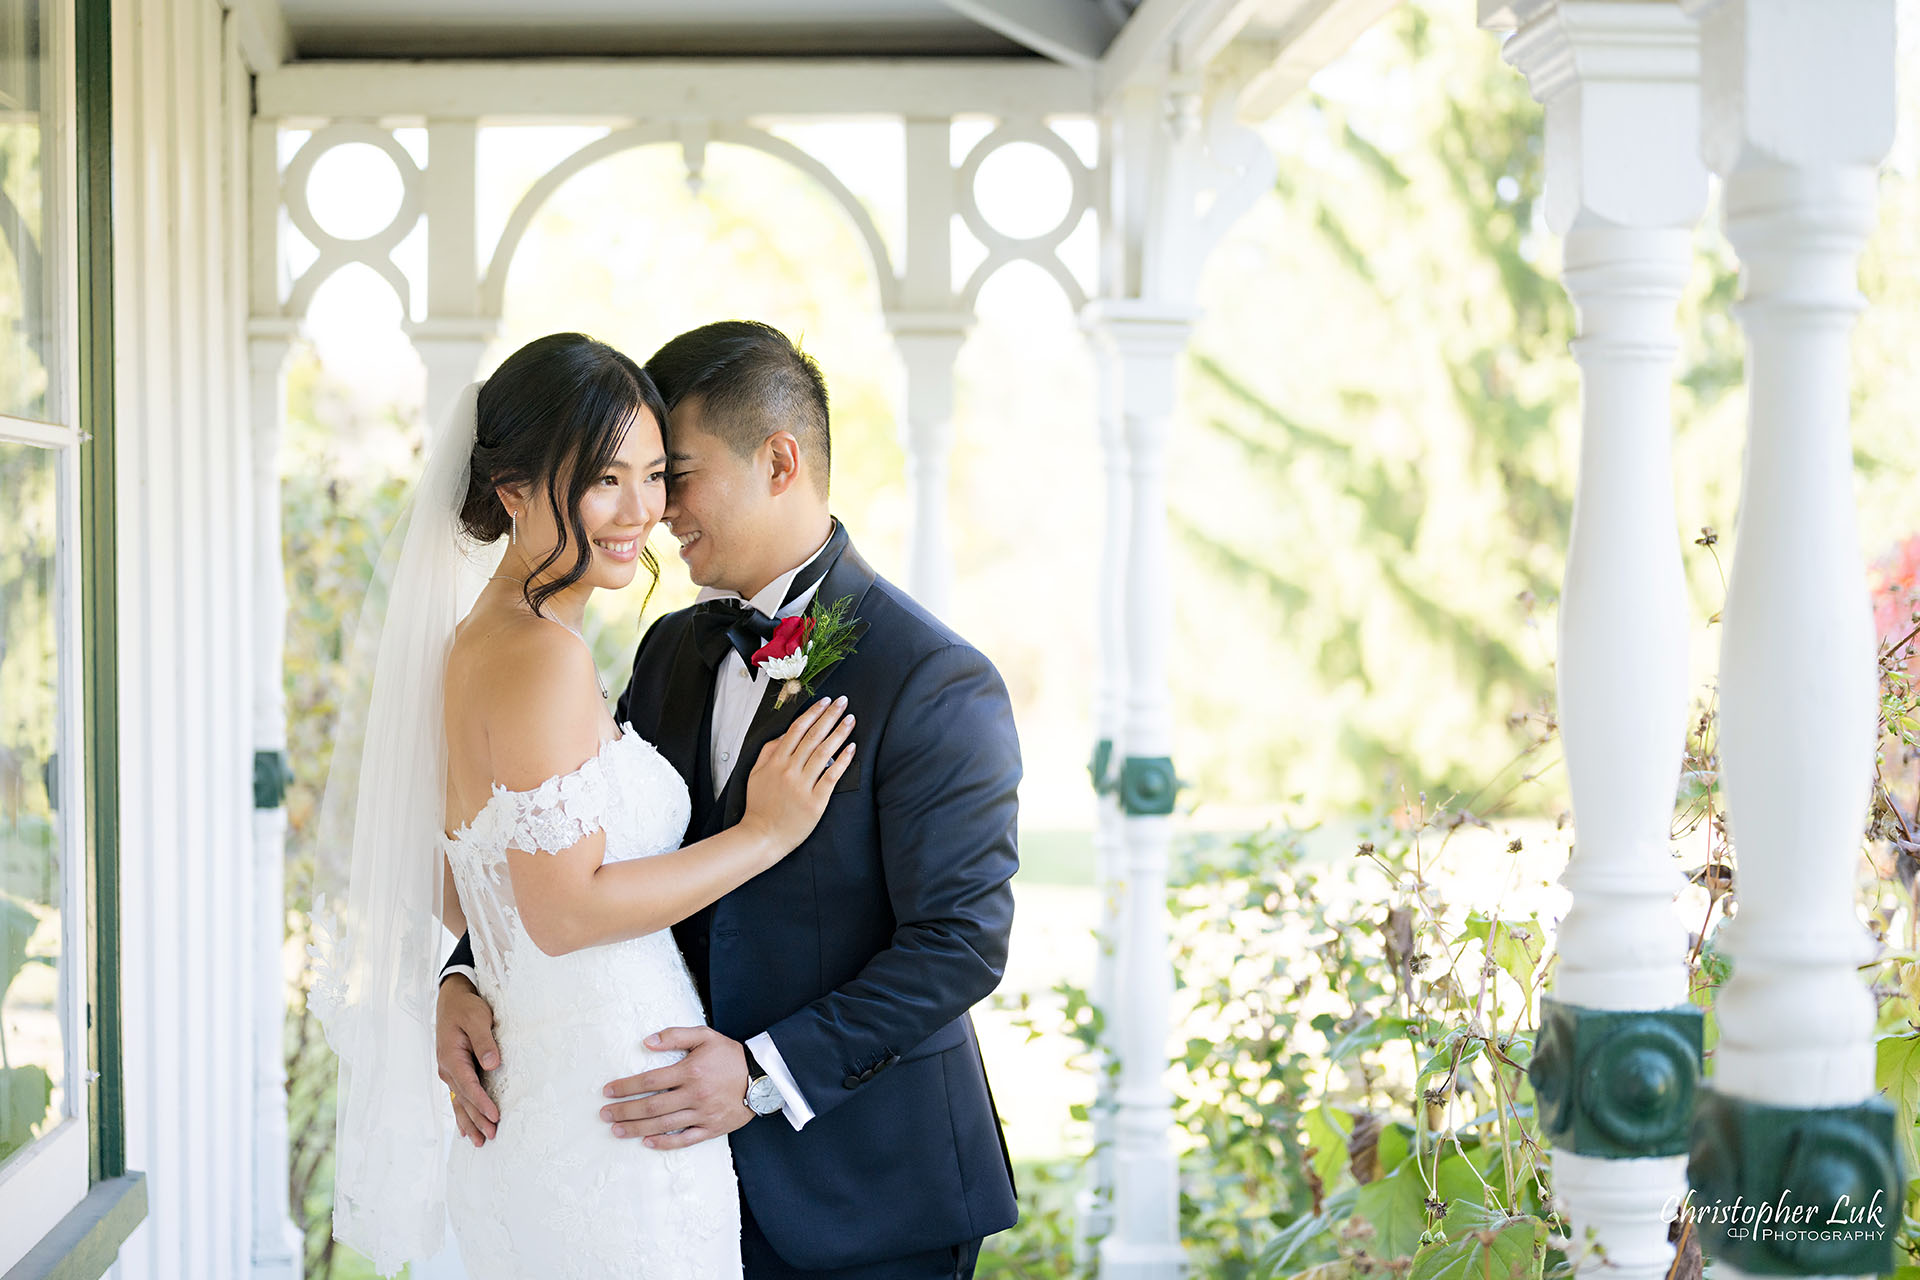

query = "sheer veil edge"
[306, 382, 489, 1276]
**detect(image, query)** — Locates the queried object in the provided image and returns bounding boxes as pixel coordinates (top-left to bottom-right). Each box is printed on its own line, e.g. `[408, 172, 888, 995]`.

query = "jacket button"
[843, 1075, 860, 1090]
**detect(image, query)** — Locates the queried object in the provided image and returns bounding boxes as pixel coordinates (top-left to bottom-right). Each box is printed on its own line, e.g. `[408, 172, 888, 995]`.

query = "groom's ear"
[764, 432, 803, 497]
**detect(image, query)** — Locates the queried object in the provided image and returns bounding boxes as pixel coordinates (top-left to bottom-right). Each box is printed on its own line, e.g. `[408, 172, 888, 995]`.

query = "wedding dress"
[440, 726, 743, 1280]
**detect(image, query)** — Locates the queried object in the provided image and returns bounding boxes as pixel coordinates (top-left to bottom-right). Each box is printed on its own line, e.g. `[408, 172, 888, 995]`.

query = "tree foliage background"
[1166, 0, 1920, 813]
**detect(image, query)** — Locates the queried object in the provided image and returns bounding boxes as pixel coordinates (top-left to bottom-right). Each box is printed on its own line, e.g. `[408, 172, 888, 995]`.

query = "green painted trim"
[1088, 738, 1114, 796]
[1118, 755, 1179, 816]
[74, 0, 123, 1186]
[1529, 998, 1701, 1157]
[2, 1173, 146, 1280]
[253, 749, 293, 810]
[1689, 1090, 1902, 1276]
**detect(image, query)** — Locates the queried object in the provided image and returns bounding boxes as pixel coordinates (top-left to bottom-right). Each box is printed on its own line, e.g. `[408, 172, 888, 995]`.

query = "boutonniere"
[752, 594, 863, 708]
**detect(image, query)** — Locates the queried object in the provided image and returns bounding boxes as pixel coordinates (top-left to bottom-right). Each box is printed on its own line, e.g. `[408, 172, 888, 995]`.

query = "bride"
[307, 332, 854, 1279]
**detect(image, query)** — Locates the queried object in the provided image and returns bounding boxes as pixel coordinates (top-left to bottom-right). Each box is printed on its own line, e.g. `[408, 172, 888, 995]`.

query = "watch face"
[747, 1077, 782, 1115]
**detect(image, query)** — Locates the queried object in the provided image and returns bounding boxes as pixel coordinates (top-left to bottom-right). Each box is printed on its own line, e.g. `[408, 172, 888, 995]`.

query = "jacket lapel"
[719, 536, 878, 826]
[655, 619, 712, 797]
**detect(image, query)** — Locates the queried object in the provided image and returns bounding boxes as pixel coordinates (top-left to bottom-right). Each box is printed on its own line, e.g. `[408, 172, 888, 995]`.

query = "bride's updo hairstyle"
[461, 332, 668, 617]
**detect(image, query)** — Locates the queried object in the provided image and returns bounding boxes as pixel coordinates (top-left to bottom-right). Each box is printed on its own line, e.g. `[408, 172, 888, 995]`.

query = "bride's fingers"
[804, 716, 855, 778]
[794, 698, 849, 756]
[774, 698, 836, 754]
[813, 742, 855, 794]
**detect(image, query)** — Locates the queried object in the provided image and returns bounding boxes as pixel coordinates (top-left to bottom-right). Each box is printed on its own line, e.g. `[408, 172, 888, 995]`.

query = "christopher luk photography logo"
[1665, 1187, 1891, 1244]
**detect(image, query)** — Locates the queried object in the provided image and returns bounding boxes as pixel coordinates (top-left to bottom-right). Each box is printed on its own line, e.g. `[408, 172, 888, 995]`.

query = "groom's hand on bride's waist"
[437, 974, 502, 1147]
[600, 1026, 753, 1149]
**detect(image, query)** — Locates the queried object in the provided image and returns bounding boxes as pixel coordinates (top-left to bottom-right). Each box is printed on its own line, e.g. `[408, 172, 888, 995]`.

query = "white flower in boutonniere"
[750, 595, 864, 708]
[759, 649, 808, 681]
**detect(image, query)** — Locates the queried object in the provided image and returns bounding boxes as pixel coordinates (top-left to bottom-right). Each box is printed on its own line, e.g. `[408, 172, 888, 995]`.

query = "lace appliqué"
[440, 727, 737, 1280]
[455, 732, 622, 856]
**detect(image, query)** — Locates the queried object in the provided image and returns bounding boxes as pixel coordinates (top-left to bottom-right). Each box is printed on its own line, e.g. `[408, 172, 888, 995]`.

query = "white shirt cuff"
[440, 964, 478, 987]
[746, 1031, 816, 1132]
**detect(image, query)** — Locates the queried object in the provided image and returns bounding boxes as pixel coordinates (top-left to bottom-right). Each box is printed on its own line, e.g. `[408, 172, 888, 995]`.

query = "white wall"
[107, 0, 263, 1275]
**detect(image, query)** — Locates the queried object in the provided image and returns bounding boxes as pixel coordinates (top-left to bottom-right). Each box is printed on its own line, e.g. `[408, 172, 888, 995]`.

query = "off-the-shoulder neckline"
[443, 724, 635, 845]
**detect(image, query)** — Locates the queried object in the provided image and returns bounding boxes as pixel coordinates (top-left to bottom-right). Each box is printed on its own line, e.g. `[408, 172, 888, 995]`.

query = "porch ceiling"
[272, 0, 1141, 62]
[246, 0, 1399, 119]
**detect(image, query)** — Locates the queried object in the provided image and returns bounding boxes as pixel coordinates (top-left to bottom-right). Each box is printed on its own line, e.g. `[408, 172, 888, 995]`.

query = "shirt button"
[721, 751, 731, 763]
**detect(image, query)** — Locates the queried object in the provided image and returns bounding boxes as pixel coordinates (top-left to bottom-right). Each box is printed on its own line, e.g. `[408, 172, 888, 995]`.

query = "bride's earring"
[510, 509, 519, 546]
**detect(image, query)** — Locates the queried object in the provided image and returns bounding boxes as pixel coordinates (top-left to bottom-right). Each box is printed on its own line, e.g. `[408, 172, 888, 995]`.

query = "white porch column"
[1085, 300, 1192, 1280]
[888, 116, 970, 617]
[1075, 329, 1128, 1260]
[247, 317, 304, 1280]
[410, 120, 497, 428]
[410, 318, 498, 429]
[1486, 5, 1707, 1276]
[887, 312, 970, 617]
[1678, 3, 1901, 1277]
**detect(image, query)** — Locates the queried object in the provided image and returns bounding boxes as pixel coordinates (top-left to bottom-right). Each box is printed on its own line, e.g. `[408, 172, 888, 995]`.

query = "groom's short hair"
[645, 321, 830, 495]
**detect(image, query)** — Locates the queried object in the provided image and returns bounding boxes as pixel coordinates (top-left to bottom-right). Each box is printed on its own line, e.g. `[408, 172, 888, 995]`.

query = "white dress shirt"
[692, 527, 837, 1131]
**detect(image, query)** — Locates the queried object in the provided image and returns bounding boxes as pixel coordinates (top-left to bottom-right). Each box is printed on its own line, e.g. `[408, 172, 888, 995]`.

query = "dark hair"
[460, 332, 667, 618]
[644, 320, 830, 494]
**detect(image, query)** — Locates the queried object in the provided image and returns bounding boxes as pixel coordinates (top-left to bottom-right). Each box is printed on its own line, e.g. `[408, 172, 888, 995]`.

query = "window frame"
[0, 0, 121, 1269]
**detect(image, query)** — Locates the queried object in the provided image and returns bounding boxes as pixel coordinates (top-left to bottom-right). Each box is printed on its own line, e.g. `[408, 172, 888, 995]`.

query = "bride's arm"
[493, 633, 853, 958]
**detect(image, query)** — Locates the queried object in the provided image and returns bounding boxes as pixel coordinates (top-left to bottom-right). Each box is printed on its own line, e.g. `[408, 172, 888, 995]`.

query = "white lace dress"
[441, 728, 742, 1280]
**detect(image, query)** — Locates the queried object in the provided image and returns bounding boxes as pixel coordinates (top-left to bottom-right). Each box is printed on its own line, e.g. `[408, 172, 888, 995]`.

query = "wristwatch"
[743, 1045, 784, 1117]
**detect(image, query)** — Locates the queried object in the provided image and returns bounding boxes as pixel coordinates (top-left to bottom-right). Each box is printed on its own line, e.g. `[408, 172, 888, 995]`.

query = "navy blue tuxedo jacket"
[613, 526, 1020, 1269]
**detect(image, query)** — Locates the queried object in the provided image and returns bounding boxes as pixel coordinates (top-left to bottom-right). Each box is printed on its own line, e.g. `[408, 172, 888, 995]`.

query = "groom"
[437, 320, 1021, 1278]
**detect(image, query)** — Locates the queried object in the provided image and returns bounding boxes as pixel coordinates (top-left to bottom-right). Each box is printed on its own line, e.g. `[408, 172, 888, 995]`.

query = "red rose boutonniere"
[750, 616, 815, 673]
[752, 595, 862, 708]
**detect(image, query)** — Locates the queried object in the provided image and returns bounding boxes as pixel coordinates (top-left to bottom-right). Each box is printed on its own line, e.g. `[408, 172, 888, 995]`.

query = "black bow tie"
[690, 599, 783, 672]
[687, 530, 841, 673]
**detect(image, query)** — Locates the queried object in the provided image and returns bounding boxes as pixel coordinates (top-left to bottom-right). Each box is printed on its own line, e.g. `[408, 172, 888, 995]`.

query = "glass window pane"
[0, 439, 63, 1171]
[0, 0, 55, 422]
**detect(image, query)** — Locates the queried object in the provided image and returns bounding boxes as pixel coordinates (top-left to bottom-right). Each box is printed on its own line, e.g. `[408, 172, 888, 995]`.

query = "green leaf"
[1420, 1032, 1484, 1082]
[1183, 1037, 1214, 1070]
[1257, 1186, 1359, 1279]
[0, 895, 39, 1005]
[1433, 1151, 1497, 1208]
[1464, 913, 1545, 990]
[1376, 1121, 1415, 1174]
[1305, 1103, 1355, 1193]
[1354, 1160, 1436, 1259]
[1408, 1206, 1548, 1280]
[1327, 1014, 1418, 1066]
[0, 1064, 54, 1163]
[1874, 1032, 1920, 1178]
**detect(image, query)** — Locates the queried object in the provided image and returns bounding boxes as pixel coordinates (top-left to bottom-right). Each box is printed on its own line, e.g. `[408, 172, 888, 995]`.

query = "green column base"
[253, 749, 293, 810]
[1118, 755, 1179, 816]
[1529, 998, 1701, 1157]
[1688, 1090, 1902, 1276]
